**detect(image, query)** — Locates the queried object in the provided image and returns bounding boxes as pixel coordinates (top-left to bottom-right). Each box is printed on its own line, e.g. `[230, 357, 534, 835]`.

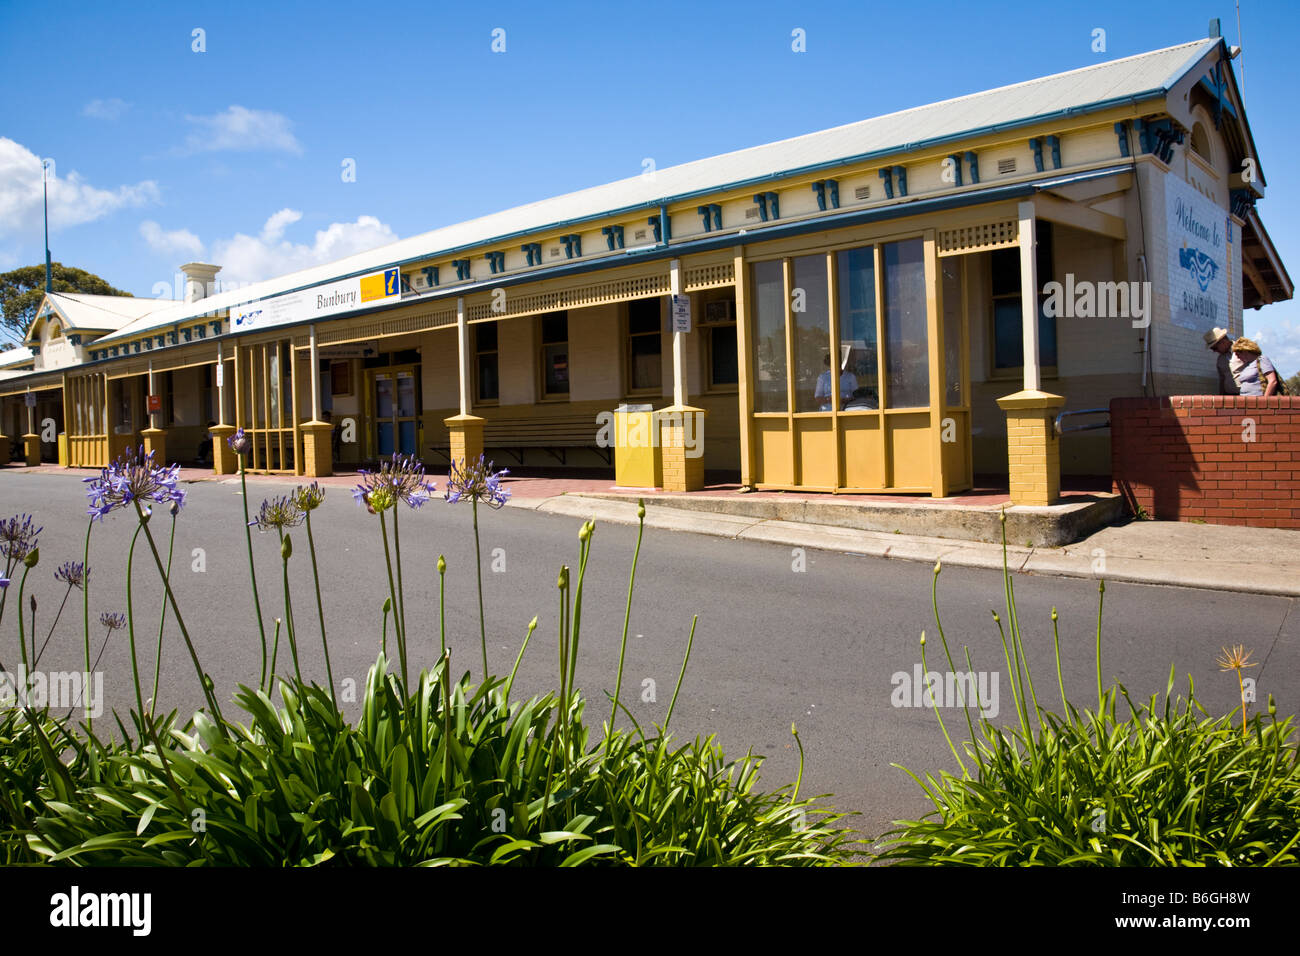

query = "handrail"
[1054, 407, 1110, 436]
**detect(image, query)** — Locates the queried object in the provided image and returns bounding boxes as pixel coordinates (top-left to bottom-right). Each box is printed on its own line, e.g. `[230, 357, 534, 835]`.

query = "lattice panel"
[292, 308, 457, 347]
[466, 272, 672, 321]
[683, 261, 735, 290]
[938, 220, 1019, 256]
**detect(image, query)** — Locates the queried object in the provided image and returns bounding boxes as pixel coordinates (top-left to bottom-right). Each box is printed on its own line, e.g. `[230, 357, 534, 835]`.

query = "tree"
[0, 263, 133, 344]
[1286, 371, 1300, 397]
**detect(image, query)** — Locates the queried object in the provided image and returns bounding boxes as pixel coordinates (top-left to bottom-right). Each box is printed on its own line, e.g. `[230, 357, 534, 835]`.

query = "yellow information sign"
[360, 268, 402, 303]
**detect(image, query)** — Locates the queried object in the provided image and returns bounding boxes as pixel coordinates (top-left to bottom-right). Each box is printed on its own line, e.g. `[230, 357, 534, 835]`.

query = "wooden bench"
[430, 412, 610, 466]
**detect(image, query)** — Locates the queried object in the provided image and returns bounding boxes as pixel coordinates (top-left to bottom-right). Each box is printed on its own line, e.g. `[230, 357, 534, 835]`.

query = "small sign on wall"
[671, 294, 692, 334]
[215, 364, 224, 388]
[147, 395, 162, 413]
[24, 392, 36, 408]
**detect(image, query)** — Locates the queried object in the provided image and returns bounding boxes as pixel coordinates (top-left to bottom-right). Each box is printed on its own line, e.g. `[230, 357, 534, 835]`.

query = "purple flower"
[445, 455, 511, 509]
[82, 446, 185, 522]
[293, 482, 325, 513]
[228, 427, 253, 457]
[99, 611, 126, 631]
[54, 560, 89, 590]
[249, 494, 304, 532]
[354, 453, 437, 514]
[0, 514, 42, 561]
[0, 577, 9, 590]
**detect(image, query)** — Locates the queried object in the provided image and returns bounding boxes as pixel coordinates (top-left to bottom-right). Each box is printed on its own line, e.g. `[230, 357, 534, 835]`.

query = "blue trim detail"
[659, 204, 671, 243]
[560, 234, 583, 258]
[948, 155, 963, 187]
[453, 259, 472, 280]
[752, 192, 779, 221]
[811, 181, 826, 211]
[878, 168, 894, 200]
[1046, 135, 1061, 169]
[1114, 121, 1130, 157]
[521, 243, 543, 266]
[965, 151, 979, 185]
[1029, 137, 1044, 172]
[601, 225, 625, 250]
[648, 216, 662, 243]
[827, 180, 839, 208]
[485, 251, 506, 274]
[893, 167, 906, 197]
[697, 204, 722, 232]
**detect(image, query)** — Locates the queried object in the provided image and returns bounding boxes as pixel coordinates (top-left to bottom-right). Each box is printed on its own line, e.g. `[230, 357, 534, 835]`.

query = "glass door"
[370, 365, 420, 458]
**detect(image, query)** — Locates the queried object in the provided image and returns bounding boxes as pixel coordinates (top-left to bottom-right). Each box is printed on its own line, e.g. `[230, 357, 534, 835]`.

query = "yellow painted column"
[23, 433, 40, 466]
[657, 405, 707, 492]
[444, 413, 485, 464]
[141, 427, 167, 464]
[300, 421, 333, 477]
[210, 424, 237, 475]
[996, 390, 1065, 506]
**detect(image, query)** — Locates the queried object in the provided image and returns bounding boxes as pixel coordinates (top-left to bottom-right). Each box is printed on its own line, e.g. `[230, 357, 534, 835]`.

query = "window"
[540, 311, 569, 397]
[990, 222, 1056, 373]
[701, 293, 738, 389]
[474, 323, 499, 402]
[792, 255, 832, 411]
[835, 246, 878, 409]
[752, 260, 787, 412]
[626, 298, 661, 392]
[1190, 122, 1212, 165]
[882, 239, 929, 408]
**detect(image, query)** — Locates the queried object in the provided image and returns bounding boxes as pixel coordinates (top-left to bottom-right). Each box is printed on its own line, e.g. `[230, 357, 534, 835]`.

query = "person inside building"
[195, 421, 216, 466]
[1204, 327, 1238, 395]
[814, 354, 857, 411]
[1230, 338, 1281, 397]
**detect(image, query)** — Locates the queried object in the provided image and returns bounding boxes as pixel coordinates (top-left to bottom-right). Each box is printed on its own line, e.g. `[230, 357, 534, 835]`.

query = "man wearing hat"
[1229, 337, 1282, 397]
[1204, 327, 1238, 395]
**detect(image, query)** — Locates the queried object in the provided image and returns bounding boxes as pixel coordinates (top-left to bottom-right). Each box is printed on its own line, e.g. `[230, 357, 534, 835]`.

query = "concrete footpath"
[510, 493, 1300, 597]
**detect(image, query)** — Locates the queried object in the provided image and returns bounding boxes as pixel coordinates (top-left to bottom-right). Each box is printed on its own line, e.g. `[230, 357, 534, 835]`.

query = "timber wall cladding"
[1111, 395, 1300, 529]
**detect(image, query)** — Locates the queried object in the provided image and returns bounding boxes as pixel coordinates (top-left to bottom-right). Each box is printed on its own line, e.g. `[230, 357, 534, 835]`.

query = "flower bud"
[23, 547, 38, 569]
[169, 498, 180, 518]
[933, 560, 941, 575]
[528, 615, 539, 631]
[382, 596, 392, 613]
[637, 499, 646, 520]
[1051, 607, 1058, 621]
[557, 565, 569, 589]
[29, 593, 37, 613]
[920, 631, 926, 646]
[281, 534, 293, 560]
[579, 522, 591, 542]
[437, 555, 446, 574]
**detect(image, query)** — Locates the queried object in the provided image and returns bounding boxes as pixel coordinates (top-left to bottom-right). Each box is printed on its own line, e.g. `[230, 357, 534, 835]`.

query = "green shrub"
[877, 516, 1300, 866]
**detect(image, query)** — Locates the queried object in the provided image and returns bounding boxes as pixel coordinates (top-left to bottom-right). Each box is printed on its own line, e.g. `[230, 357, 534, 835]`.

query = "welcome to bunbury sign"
[1165, 175, 1231, 332]
[231, 268, 402, 332]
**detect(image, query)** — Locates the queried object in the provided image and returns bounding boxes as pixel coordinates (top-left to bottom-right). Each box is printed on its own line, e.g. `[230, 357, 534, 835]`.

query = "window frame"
[536, 310, 571, 402]
[700, 292, 739, 394]
[986, 222, 1058, 381]
[623, 297, 664, 397]
[472, 322, 501, 406]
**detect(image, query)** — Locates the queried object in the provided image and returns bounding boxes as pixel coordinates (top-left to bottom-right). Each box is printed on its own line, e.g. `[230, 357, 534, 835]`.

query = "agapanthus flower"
[293, 482, 326, 513]
[444, 454, 511, 509]
[83, 446, 185, 521]
[0, 513, 42, 561]
[99, 611, 126, 631]
[249, 494, 305, 532]
[228, 427, 253, 456]
[0, 577, 9, 589]
[54, 561, 89, 590]
[354, 453, 437, 514]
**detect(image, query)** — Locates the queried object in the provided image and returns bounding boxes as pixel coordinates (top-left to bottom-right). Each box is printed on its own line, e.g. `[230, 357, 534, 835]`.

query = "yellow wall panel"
[840, 415, 885, 489]
[888, 413, 933, 488]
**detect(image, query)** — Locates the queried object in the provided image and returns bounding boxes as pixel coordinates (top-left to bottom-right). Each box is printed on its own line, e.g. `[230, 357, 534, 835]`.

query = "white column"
[216, 339, 226, 423]
[456, 296, 471, 416]
[147, 360, 157, 429]
[309, 324, 321, 421]
[25, 391, 34, 435]
[1018, 200, 1041, 392]
[670, 259, 685, 406]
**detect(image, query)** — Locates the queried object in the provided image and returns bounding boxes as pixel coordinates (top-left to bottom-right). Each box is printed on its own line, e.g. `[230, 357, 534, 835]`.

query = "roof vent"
[179, 262, 222, 303]
[997, 158, 1017, 175]
[854, 185, 871, 200]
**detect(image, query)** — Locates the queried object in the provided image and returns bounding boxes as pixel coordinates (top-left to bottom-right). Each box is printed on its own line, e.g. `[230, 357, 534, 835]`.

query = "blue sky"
[1, 0, 1297, 373]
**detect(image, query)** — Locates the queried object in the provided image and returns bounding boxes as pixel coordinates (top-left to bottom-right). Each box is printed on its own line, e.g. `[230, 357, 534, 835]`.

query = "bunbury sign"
[231, 268, 402, 332]
[1166, 175, 1230, 331]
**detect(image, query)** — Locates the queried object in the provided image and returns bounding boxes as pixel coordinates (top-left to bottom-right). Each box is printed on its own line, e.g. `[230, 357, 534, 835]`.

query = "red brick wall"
[1110, 395, 1300, 528]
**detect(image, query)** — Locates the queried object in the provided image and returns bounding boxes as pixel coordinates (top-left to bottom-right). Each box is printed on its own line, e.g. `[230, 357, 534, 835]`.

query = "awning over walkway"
[1241, 209, 1293, 309]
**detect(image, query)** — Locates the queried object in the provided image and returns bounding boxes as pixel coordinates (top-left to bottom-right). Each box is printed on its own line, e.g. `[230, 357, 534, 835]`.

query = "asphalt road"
[1, 469, 1296, 846]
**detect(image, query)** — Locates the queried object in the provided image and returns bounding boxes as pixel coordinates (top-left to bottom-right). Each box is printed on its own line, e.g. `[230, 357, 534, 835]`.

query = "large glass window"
[752, 260, 787, 412]
[791, 255, 832, 412]
[475, 323, 499, 402]
[540, 312, 569, 397]
[836, 246, 878, 409]
[883, 238, 929, 408]
[626, 298, 662, 392]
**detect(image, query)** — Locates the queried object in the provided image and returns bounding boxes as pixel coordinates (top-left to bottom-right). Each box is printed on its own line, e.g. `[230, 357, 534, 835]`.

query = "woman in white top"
[1230, 338, 1281, 397]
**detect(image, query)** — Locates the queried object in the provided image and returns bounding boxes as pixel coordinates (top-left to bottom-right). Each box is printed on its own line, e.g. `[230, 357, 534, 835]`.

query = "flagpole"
[43, 159, 52, 293]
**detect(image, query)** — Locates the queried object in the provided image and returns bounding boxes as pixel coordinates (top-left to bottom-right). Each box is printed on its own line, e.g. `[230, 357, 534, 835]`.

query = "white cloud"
[1250, 317, 1300, 379]
[82, 98, 129, 120]
[173, 210, 398, 284]
[179, 106, 302, 155]
[0, 137, 159, 239]
[140, 220, 205, 258]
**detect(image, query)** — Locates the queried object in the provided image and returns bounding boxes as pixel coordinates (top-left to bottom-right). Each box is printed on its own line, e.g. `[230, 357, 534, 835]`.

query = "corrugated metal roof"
[95, 38, 1217, 345]
[0, 346, 34, 368]
[40, 292, 171, 333]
